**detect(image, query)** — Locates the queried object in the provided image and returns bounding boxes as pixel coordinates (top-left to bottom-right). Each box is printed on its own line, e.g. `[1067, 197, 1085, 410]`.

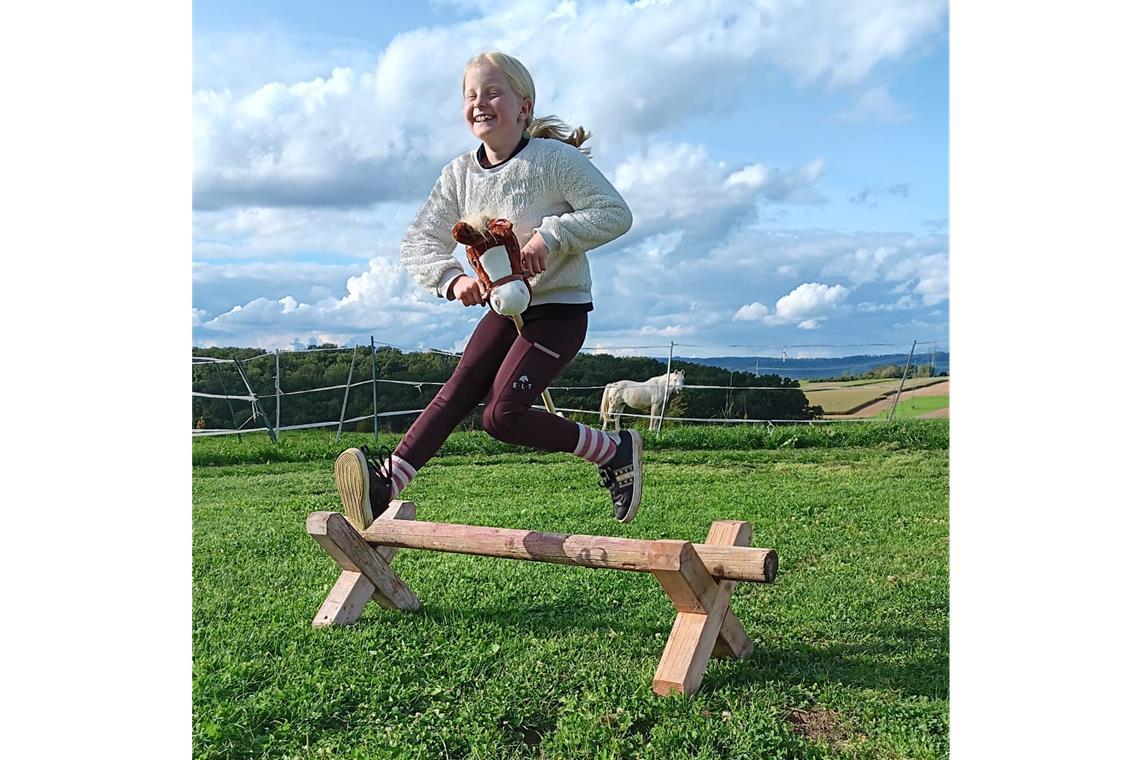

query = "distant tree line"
[191, 344, 823, 432]
[811, 363, 949, 383]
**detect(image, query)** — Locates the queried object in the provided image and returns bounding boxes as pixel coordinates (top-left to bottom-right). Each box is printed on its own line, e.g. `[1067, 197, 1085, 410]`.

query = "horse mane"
[458, 212, 497, 245]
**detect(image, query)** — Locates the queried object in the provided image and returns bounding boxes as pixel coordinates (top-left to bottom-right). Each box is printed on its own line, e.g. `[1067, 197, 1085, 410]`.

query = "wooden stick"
[359, 518, 778, 583]
[510, 313, 559, 415]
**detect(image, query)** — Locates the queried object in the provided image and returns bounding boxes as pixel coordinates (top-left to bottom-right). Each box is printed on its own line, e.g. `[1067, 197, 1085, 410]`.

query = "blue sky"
[192, 0, 948, 357]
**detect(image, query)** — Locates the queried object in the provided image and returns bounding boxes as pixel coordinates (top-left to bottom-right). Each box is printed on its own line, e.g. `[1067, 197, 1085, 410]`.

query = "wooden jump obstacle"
[307, 501, 778, 696]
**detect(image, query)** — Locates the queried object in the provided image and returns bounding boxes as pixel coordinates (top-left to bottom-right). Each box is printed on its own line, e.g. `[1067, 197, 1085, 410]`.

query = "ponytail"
[527, 116, 592, 158]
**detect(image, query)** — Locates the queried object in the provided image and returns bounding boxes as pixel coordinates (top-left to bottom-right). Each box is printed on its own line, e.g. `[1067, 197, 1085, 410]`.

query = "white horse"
[600, 370, 684, 432]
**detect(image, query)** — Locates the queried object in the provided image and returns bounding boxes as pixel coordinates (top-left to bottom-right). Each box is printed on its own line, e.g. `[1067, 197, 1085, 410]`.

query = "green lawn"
[194, 425, 948, 758]
[872, 396, 949, 420]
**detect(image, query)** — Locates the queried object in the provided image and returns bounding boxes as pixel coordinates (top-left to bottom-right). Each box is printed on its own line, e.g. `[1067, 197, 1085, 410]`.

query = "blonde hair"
[463, 51, 592, 157]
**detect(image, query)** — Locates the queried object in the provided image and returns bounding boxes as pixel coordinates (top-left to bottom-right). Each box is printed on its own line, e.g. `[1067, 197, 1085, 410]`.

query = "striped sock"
[573, 423, 618, 465]
[385, 454, 417, 498]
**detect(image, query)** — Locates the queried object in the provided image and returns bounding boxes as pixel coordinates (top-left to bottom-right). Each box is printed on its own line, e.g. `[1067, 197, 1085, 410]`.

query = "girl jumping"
[334, 51, 640, 529]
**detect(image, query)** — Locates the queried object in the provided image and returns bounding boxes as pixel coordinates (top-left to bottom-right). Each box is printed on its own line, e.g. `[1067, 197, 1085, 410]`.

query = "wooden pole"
[355, 516, 778, 583]
[509, 314, 559, 415]
[212, 361, 243, 441]
[658, 340, 675, 434]
[336, 346, 358, 442]
[234, 357, 277, 443]
[888, 339, 918, 422]
[274, 348, 281, 436]
[370, 336, 379, 443]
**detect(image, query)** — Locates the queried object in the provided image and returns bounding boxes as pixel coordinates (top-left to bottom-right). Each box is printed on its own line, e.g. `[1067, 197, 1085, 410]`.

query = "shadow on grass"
[706, 624, 949, 700]
[415, 600, 665, 641]
[393, 598, 947, 700]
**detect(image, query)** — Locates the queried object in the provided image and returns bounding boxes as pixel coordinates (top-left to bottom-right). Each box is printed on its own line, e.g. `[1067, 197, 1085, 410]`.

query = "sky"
[191, 0, 949, 358]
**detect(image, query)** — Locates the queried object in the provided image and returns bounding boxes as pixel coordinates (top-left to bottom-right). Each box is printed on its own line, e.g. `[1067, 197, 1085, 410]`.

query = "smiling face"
[463, 62, 531, 153]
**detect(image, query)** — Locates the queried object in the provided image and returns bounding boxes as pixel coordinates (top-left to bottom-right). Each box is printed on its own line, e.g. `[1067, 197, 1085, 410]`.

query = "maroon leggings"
[394, 309, 588, 470]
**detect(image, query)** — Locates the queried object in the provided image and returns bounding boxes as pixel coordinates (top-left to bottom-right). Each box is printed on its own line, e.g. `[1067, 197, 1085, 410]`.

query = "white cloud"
[748, 1, 946, 88]
[637, 324, 693, 337]
[193, 0, 945, 211]
[822, 242, 947, 306]
[763, 282, 850, 327]
[733, 302, 771, 321]
[192, 259, 370, 320]
[823, 245, 899, 284]
[193, 66, 461, 210]
[192, 204, 417, 262]
[613, 143, 825, 242]
[583, 228, 945, 351]
[193, 30, 379, 95]
[193, 253, 473, 349]
[339, 258, 411, 307]
[857, 295, 918, 312]
[836, 85, 913, 123]
[884, 251, 948, 305]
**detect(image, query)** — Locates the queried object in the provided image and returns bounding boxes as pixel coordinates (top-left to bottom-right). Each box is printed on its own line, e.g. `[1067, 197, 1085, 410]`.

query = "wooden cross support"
[648, 520, 754, 695]
[306, 502, 777, 696]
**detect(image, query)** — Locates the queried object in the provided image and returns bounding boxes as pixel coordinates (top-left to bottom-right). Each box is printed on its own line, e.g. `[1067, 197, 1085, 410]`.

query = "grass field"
[872, 397, 950, 420]
[800, 378, 948, 415]
[194, 423, 948, 758]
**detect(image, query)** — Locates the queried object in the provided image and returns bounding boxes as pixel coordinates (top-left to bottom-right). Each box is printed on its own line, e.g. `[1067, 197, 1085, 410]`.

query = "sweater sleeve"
[400, 165, 467, 297]
[535, 143, 633, 256]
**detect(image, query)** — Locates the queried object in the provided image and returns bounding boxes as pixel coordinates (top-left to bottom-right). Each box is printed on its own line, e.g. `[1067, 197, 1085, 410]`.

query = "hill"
[682, 351, 950, 380]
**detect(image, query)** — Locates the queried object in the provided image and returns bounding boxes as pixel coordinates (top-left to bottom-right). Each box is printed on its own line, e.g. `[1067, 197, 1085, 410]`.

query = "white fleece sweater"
[400, 137, 633, 306]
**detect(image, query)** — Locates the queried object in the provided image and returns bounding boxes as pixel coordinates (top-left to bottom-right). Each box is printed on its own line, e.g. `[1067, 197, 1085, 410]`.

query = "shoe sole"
[334, 449, 373, 531]
[619, 430, 643, 523]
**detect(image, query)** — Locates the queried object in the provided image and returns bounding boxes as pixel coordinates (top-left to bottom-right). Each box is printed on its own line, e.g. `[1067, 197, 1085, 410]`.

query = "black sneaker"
[597, 429, 643, 523]
[334, 446, 393, 530]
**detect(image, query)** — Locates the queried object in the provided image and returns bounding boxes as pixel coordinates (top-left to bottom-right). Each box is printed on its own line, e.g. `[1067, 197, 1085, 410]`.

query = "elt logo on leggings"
[512, 374, 532, 390]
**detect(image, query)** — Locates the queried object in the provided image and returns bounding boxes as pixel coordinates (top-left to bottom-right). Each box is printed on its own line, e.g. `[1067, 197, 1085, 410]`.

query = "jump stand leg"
[309, 500, 420, 626]
[708, 520, 755, 659]
[650, 520, 755, 696]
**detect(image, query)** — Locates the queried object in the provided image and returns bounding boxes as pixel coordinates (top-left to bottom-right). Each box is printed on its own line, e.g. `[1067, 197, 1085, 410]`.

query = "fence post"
[371, 336, 379, 444]
[887, 340, 918, 422]
[234, 357, 278, 443]
[658, 340, 675, 435]
[274, 348, 282, 437]
[336, 347, 359, 442]
[212, 361, 243, 442]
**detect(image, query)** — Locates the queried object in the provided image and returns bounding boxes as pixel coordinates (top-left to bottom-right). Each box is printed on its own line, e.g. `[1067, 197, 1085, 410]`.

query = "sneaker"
[334, 446, 394, 530]
[597, 429, 643, 523]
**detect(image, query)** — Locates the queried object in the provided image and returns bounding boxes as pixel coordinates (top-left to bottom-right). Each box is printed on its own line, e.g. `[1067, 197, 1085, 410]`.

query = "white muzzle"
[479, 245, 531, 317]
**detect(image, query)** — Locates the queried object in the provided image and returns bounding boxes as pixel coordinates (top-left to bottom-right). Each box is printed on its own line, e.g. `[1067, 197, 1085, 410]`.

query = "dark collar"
[477, 136, 529, 169]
